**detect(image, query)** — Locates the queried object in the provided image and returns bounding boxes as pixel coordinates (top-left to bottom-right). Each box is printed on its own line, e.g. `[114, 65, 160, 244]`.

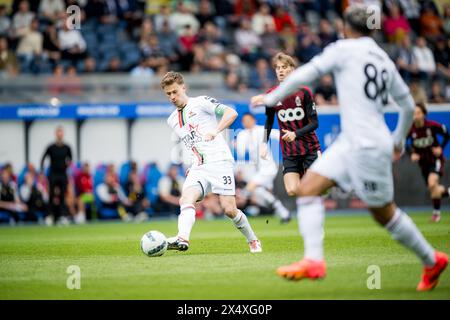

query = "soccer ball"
[140, 230, 168, 257]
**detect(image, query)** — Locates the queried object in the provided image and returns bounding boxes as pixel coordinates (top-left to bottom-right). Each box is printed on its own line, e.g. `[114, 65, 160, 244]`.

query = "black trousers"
[48, 174, 68, 219]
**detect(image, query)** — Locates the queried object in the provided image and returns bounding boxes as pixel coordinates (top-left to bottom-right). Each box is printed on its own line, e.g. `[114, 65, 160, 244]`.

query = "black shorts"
[419, 158, 444, 183]
[282, 152, 320, 176]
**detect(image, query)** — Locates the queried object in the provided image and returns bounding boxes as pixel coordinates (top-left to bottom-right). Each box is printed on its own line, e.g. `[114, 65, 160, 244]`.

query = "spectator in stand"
[84, 0, 107, 22]
[157, 164, 184, 214]
[0, 168, 27, 224]
[334, 17, 345, 40]
[394, 34, 419, 83]
[130, 57, 154, 77]
[16, 17, 42, 73]
[223, 53, 248, 92]
[96, 171, 131, 220]
[397, 0, 421, 35]
[42, 23, 61, 68]
[153, 4, 176, 33]
[74, 162, 94, 223]
[0, 5, 11, 37]
[314, 74, 338, 106]
[11, 0, 35, 40]
[105, 56, 122, 72]
[125, 171, 150, 221]
[158, 20, 182, 67]
[171, 1, 200, 36]
[443, 4, 450, 37]
[260, 22, 283, 61]
[116, 0, 143, 36]
[141, 34, 168, 73]
[419, 5, 443, 42]
[318, 19, 338, 48]
[39, 0, 66, 24]
[20, 170, 50, 223]
[248, 57, 275, 91]
[58, 17, 87, 66]
[196, 0, 215, 28]
[82, 56, 97, 73]
[429, 80, 446, 103]
[413, 36, 436, 81]
[296, 23, 322, 63]
[434, 36, 450, 80]
[273, 5, 296, 33]
[137, 17, 153, 48]
[101, 0, 120, 26]
[383, 3, 410, 43]
[234, 18, 261, 63]
[409, 74, 428, 105]
[2, 163, 17, 183]
[177, 24, 197, 70]
[251, 4, 275, 36]
[0, 36, 19, 77]
[234, 0, 258, 20]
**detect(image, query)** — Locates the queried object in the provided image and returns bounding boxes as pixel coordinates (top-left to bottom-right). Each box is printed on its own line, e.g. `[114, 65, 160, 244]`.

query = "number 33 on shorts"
[222, 175, 232, 185]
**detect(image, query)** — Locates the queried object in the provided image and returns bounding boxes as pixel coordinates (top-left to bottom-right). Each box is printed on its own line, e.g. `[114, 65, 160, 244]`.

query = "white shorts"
[310, 135, 394, 207]
[183, 160, 235, 198]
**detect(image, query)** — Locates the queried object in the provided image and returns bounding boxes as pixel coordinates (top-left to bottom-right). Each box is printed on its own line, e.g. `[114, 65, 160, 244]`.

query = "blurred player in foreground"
[407, 103, 450, 222]
[262, 53, 321, 209]
[162, 71, 262, 253]
[251, 5, 447, 291]
[236, 112, 290, 222]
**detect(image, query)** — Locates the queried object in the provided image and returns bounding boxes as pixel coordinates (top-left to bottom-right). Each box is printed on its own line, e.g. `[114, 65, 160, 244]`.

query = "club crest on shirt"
[295, 96, 302, 107]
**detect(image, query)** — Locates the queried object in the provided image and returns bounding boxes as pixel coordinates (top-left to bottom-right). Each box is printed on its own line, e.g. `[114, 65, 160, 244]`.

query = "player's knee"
[222, 204, 236, 217]
[285, 186, 298, 197]
[179, 196, 193, 207]
[428, 182, 438, 193]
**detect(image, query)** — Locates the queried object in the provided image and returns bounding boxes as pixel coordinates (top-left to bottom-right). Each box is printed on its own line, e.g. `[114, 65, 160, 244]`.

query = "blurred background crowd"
[0, 0, 449, 104]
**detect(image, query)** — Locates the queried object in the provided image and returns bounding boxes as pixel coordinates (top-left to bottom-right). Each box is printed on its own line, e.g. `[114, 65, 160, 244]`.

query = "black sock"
[432, 198, 441, 211]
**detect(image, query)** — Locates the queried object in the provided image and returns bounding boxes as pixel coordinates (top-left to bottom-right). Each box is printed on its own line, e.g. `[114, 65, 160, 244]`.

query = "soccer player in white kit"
[251, 5, 447, 291]
[162, 71, 262, 253]
[235, 113, 290, 222]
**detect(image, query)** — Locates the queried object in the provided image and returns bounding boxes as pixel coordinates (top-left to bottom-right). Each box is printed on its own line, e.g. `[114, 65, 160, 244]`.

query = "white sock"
[231, 210, 258, 242]
[386, 208, 435, 266]
[177, 204, 196, 241]
[297, 196, 325, 261]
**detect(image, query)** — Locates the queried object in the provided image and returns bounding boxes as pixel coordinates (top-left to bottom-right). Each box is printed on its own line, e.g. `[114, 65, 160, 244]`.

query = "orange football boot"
[277, 259, 326, 281]
[417, 251, 448, 291]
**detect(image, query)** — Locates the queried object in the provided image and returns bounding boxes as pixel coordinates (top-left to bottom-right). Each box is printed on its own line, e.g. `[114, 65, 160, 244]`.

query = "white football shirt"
[167, 96, 234, 167]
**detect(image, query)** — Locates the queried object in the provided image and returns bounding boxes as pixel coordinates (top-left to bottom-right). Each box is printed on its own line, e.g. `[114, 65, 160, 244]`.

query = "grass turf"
[0, 211, 449, 300]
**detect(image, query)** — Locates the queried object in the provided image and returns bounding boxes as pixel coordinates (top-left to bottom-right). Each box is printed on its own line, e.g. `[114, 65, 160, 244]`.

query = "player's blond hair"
[271, 52, 297, 69]
[160, 71, 184, 89]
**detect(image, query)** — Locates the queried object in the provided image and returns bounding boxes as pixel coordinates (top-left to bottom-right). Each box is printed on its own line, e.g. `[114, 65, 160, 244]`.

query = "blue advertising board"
[1, 102, 449, 157]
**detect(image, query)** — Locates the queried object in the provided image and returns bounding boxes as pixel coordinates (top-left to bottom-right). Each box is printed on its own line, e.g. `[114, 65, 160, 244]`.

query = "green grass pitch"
[0, 211, 449, 300]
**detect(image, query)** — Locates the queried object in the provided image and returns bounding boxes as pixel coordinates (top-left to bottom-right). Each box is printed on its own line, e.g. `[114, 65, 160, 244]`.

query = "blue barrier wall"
[3, 102, 448, 156]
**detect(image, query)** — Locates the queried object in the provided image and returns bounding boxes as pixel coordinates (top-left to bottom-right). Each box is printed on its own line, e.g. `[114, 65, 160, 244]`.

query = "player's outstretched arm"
[250, 63, 321, 108]
[205, 107, 238, 141]
[390, 70, 415, 156]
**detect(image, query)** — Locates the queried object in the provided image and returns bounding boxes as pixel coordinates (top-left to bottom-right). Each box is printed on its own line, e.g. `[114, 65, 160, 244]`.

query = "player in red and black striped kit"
[407, 103, 450, 222]
[260, 53, 321, 208]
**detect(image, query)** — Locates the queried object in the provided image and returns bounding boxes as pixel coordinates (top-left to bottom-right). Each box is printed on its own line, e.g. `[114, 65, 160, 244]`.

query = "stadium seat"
[119, 161, 131, 192]
[143, 163, 162, 204]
